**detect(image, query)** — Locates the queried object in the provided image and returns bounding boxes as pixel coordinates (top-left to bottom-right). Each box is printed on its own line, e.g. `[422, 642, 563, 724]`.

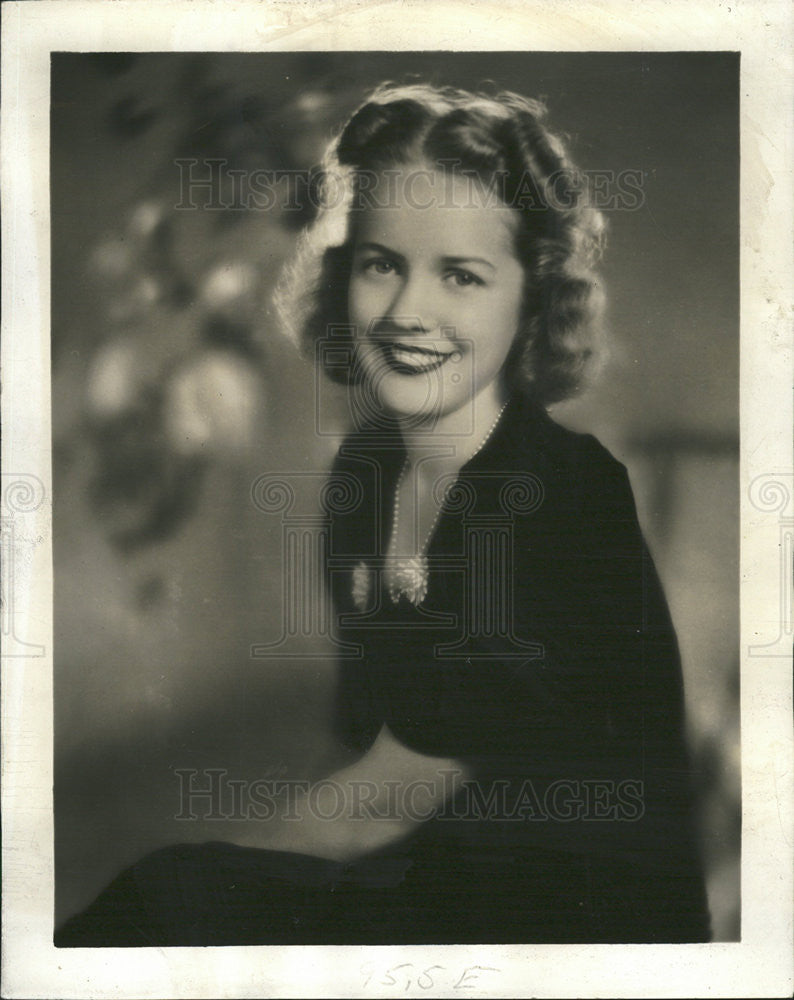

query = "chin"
[374, 370, 463, 416]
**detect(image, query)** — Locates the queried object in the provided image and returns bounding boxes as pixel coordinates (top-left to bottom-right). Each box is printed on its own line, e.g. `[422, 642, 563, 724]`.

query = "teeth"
[388, 344, 455, 371]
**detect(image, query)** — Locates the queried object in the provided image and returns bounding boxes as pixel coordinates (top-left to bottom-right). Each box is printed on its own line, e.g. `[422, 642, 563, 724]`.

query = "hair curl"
[275, 82, 607, 404]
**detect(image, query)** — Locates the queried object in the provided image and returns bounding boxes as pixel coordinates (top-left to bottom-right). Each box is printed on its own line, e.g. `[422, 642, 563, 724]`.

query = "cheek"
[347, 277, 377, 331]
[472, 296, 522, 364]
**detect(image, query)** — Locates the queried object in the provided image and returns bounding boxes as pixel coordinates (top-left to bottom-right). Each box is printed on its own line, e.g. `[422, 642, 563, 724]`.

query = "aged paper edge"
[1, 1, 792, 997]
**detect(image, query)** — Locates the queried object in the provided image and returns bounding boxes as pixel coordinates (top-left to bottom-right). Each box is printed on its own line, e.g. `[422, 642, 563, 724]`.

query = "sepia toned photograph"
[2, 3, 791, 997]
[50, 51, 738, 947]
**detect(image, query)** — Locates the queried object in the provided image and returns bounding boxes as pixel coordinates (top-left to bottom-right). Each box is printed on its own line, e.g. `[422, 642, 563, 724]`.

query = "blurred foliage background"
[52, 52, 739, 937]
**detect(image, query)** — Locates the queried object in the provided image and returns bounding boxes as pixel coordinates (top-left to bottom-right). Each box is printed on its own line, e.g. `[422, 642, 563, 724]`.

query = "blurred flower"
[281, 90, 339, 169]
[199, 260, 262, 325]
[163, 349, 263, 456]
[88, 231, 165, 325]
[127, 199, 167, 242]
[85, 336, 142, 418]
[106, 275, 162, 325]
[294, 91, 329, 117]
[89, 198, 192, 326]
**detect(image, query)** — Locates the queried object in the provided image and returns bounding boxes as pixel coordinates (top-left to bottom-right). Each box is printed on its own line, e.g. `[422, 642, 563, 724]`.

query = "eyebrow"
[354, 242, 406, 264]
[443, 255, 496, 272]
[353, 242, 497, 272]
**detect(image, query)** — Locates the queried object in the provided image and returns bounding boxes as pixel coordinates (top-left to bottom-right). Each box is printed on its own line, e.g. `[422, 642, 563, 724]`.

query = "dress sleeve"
[504, 439, 712, 941]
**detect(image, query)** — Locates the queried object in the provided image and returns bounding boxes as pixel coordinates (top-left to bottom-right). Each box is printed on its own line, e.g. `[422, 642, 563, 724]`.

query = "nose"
[383, 274, 436, 334]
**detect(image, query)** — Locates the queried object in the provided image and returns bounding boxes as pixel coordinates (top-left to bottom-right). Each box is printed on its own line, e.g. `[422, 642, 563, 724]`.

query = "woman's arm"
[230, 724, 472, 863]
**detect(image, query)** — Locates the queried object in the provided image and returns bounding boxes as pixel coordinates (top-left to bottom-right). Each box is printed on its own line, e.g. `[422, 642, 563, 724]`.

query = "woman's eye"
[363, 258, 397, 276]
[446, 269, 483, 288]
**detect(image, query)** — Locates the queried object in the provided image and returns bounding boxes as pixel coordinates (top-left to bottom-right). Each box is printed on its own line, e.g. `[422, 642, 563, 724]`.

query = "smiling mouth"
[381, 342, 458, 375]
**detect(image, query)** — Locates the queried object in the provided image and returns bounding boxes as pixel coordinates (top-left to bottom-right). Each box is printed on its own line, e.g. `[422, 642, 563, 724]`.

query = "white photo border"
[1, 1, 792, 997]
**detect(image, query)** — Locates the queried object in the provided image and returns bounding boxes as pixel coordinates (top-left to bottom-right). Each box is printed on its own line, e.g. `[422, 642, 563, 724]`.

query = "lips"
[381, 341, 458, 375]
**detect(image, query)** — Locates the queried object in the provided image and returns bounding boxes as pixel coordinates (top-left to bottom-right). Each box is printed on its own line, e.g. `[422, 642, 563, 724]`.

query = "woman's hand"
[231, 725, 472, 863]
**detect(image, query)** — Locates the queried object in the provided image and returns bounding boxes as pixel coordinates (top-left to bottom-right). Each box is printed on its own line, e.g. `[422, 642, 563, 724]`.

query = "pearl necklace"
[384, 399, 510, 606]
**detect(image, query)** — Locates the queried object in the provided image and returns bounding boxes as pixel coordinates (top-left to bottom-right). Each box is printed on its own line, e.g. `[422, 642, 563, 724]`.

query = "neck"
[398, 379, 509, 475]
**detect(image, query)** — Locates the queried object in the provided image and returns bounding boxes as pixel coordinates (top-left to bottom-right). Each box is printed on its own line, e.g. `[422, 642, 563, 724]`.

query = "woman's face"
[347, 166, 526, 425]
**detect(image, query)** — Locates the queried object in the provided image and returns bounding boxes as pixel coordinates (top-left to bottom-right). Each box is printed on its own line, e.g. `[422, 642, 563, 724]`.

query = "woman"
[56, 83, 711, 946]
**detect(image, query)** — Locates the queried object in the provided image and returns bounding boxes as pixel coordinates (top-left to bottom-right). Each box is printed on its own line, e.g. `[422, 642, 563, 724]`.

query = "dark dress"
[55, 394, 711, 946]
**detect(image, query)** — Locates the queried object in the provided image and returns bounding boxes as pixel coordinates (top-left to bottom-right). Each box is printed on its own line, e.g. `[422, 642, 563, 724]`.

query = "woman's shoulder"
[503, 396, 633, 508]
[326, 397, 634, 518]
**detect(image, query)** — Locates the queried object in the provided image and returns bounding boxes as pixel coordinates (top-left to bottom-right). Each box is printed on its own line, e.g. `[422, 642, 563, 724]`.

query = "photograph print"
[50, 50, 740, 947]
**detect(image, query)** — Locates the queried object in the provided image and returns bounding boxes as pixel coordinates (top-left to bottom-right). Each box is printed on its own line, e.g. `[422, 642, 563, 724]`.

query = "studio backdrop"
[51, 51, 739, 939]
